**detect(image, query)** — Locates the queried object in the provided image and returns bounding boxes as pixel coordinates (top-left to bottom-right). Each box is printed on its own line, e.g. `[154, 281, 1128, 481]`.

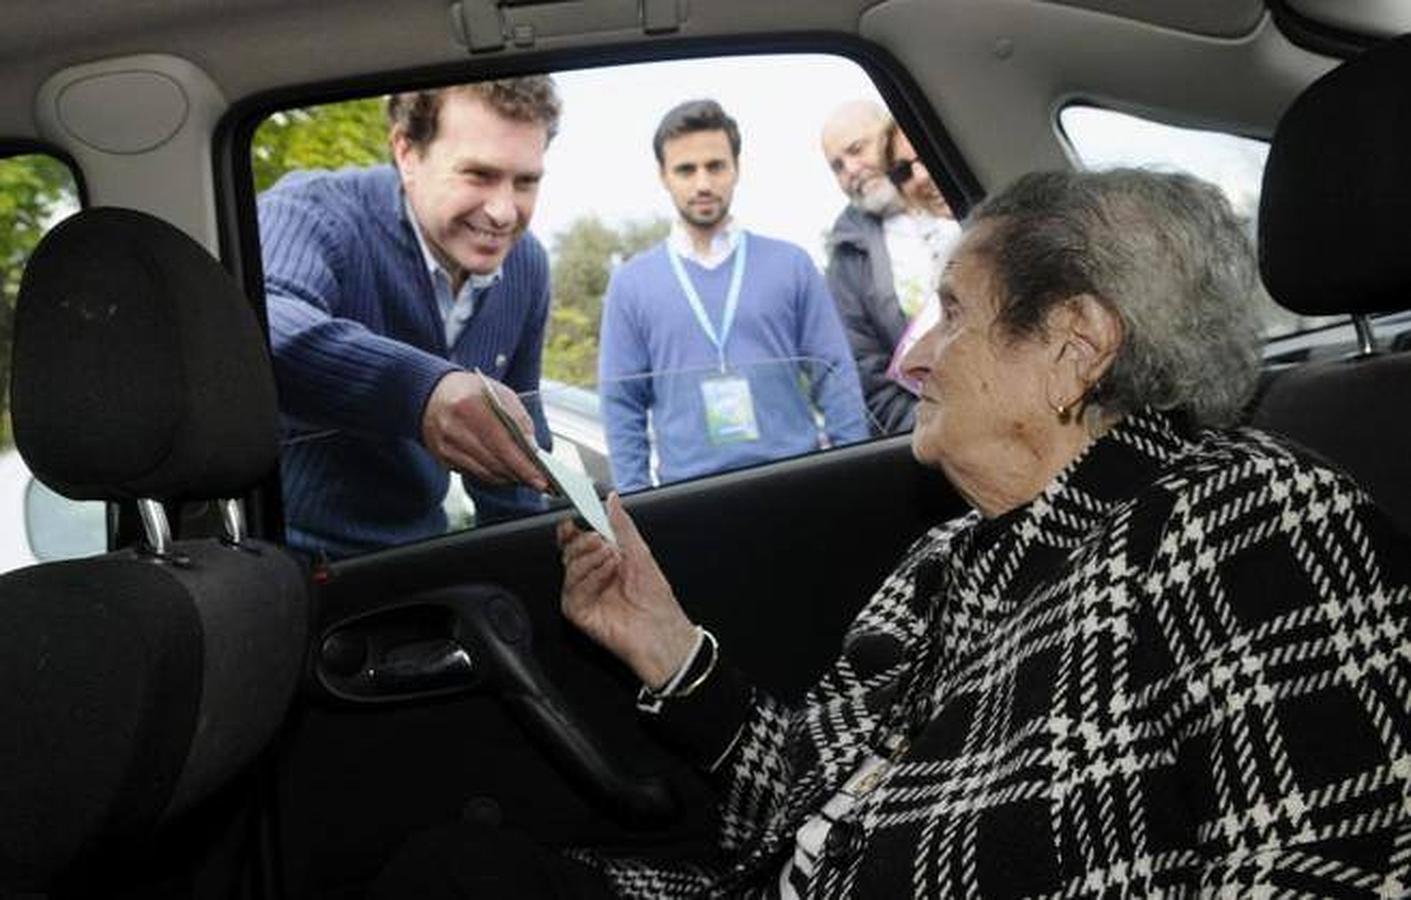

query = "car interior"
[0, 0, 1409, 897]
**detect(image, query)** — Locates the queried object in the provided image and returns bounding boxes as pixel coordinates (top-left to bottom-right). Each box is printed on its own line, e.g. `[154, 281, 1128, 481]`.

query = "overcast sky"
[532, 54, 885, 265]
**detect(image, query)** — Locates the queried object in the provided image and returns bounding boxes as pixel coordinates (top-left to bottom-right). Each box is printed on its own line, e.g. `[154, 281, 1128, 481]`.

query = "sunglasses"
[887, 157, 918, 187]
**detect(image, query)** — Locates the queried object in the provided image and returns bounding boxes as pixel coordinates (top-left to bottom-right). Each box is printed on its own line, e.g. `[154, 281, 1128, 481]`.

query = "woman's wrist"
[635, 619, 701, 690]
[636, 625, 720, 715]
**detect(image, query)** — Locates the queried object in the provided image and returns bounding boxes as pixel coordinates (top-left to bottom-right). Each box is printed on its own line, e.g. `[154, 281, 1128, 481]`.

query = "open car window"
[252, 53, 921, 559]
[291, 358, 876, 539]
[1059, 103, 1411, 361]
[1058, 105, 1344, 340]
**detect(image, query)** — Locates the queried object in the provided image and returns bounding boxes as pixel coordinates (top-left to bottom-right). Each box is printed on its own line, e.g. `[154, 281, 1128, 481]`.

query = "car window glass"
[0, 152, 95, 575]
[1058, 105, 1341, 339]
[24, 478, 106, 561]
[252, 54, 941, 559]
[430, 357, 858, 528]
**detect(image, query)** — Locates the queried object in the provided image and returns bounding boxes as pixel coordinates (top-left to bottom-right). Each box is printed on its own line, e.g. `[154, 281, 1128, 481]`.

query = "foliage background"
[251, 98, 388, 193]
[0, 155, 79, 449]
[544, 215, 667, 385]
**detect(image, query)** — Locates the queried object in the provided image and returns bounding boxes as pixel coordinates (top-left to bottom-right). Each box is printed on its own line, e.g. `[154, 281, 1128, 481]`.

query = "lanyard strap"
[667, 232, 748, 372]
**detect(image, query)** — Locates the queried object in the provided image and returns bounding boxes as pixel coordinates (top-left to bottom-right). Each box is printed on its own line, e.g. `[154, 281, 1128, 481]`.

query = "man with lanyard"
[598, 99, 868, 492]
[260, 78, 558, 559]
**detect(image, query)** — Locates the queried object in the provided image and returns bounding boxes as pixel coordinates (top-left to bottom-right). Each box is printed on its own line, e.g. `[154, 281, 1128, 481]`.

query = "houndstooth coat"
[583, 409, 1411, 898]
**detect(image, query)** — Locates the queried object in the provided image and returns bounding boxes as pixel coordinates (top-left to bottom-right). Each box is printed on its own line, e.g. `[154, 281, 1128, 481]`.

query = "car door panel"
[274, 434, 964, 895]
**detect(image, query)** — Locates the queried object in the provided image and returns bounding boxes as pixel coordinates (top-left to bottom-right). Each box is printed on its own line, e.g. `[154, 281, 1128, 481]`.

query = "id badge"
[700, 374, 760, 445]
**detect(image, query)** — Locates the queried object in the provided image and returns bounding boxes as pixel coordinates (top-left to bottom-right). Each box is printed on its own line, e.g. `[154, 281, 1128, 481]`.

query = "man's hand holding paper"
[475, 369, 617, 544]
[422, 370, 549, 492]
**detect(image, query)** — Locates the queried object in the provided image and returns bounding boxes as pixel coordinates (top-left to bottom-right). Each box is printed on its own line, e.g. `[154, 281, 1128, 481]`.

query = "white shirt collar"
[405, 196, 501, 291]
[668, 217, 742, 270]
[882, 210, 938, 239]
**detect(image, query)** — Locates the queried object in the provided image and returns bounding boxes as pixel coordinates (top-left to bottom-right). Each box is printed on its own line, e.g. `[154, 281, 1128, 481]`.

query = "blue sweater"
[259, 165, 550, 557]
[598, 235, 869, 491]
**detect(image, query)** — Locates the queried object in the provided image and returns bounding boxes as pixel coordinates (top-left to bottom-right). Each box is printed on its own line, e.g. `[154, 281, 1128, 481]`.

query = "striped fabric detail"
[579, 409, 1411, 898]
[258, 165, 550, 555]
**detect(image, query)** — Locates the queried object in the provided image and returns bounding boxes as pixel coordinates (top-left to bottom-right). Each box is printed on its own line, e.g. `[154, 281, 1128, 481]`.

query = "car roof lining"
[861, 0, 1337, 191]
[0, 0, 1337, 130]
[1284, 0, 1411, 40]
[0, 0, 1346, 249]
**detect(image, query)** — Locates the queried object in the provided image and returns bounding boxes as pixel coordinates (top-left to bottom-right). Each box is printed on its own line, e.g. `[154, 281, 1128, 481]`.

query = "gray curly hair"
[969, 168, 1262, 427]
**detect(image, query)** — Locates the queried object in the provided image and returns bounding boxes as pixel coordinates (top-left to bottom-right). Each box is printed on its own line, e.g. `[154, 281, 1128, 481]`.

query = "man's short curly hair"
[387, 75, 561, 152]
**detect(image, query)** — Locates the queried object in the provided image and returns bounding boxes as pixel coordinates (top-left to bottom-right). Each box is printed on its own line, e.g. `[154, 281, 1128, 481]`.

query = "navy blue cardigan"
[260, 164, 550, 557]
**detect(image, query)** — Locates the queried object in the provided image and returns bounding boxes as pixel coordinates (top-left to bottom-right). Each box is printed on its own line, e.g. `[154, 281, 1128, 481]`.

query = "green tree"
[251, 97, 389, 193]
[0, 154, 79, 449]
[544, 214, 669, 386]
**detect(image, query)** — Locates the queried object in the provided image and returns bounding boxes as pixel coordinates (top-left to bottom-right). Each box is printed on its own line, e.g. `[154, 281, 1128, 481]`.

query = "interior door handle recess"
[316, 584, 678, 826]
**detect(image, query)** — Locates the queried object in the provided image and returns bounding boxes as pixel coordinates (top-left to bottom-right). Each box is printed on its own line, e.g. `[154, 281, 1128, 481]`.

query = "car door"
[269, 432, 964, 896]
[220, 53, 976, 897]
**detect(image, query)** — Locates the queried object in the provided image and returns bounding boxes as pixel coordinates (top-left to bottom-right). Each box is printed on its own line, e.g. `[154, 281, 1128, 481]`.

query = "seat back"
[1252, 32, 1411, 537]
[0, 208, 308, 892]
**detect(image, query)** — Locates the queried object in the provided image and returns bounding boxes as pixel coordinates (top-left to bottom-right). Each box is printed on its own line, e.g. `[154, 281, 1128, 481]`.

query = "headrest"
[10, 207, 279, 502]
[1259, 33, 1411, 316]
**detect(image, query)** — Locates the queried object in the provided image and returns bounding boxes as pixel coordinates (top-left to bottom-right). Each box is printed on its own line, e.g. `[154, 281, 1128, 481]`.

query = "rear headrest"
[1259, 33, 1411, 316]
[10, 207, 279, 502]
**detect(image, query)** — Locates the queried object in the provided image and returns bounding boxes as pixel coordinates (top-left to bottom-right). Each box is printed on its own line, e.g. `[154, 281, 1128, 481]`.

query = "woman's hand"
[557, 494, 699, 689]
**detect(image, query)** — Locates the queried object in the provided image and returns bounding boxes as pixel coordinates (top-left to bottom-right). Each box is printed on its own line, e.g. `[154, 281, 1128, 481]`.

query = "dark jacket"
[824, 204, 915, 435]
[582, 409, 1411, 897]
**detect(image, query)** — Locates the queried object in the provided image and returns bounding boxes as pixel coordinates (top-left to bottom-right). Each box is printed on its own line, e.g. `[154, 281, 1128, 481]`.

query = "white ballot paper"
[475, 370, 617, 545]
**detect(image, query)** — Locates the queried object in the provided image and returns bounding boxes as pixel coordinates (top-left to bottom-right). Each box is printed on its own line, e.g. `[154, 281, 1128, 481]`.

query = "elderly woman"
[558, 169, 1411, 897]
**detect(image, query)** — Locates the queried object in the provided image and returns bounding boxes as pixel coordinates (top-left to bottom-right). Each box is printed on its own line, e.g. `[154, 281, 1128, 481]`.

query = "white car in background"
[0, 447, 105, 574]
[9, 379, 625, 571]
[538, 379, 611, 488]
[7, 378, 620, 568]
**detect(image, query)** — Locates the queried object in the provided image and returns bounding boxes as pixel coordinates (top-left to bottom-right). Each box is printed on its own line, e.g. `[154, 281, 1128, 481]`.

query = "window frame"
[213, 36, 984, 553]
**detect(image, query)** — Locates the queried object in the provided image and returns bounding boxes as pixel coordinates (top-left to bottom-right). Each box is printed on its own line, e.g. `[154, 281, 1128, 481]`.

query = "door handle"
[368, 638, 473, 693]
[315, 584, 679, 826]
[317, 602, 479, 703]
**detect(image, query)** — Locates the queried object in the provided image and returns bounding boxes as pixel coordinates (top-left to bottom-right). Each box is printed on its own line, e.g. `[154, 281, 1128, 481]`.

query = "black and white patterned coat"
[585, 409, 1411, 898]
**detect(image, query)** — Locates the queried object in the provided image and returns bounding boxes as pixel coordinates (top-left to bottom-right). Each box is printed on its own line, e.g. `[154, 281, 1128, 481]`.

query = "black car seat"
[1252, 32, 1411, 538]
[0, 208, 308, 894]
